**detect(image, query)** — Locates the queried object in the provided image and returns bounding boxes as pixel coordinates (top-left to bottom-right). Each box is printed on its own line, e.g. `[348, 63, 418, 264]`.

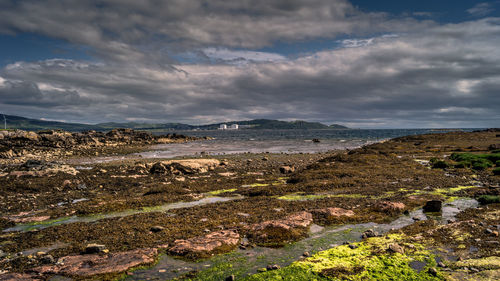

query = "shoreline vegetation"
[0, 128, 499, 280]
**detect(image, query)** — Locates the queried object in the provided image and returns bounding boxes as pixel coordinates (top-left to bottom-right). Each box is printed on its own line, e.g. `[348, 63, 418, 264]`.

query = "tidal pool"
[127, 198, 478, 280]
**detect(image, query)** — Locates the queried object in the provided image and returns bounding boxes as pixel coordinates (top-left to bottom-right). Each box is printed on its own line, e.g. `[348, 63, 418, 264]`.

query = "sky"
[0, 1, 499, 128]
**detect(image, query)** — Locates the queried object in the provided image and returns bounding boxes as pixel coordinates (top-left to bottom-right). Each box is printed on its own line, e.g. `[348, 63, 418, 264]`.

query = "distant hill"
[0, 114, 348, 131]
[1, 114, 100, 131]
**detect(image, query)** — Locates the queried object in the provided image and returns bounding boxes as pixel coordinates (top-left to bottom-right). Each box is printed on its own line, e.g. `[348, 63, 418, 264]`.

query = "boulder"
[169, 230, 240, 259]
[423, 200, 442, 212]
[375, 201, 406, 214]
[279, 165, 295, 174]
[33, 248, 157, 277]
[150, 159, 220, 175]
[248, 212, 313, 245]
[310, 207, 354, 222]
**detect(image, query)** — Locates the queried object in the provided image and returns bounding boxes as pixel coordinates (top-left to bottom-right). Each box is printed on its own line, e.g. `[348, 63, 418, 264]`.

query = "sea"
[134, 128, 478, 159]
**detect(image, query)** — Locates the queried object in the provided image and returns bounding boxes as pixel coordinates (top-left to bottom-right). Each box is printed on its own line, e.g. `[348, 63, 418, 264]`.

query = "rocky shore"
[0, 129, 499, 280]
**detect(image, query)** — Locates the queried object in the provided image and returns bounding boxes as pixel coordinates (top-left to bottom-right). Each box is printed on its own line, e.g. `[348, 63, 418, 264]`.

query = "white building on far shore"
[219, 123, 239, 130]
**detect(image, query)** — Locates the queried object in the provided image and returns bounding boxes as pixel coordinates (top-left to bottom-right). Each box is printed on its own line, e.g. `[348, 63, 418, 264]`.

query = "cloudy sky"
[0, 0, 499, 128]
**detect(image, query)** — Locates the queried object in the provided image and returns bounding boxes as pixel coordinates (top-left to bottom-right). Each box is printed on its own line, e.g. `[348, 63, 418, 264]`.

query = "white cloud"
[467, 2, 495, 17]
[202, 48, 286, 63]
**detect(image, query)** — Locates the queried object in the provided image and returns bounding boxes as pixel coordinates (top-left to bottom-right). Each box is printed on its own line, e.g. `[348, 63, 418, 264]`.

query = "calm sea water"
[134, 128, 477, 159]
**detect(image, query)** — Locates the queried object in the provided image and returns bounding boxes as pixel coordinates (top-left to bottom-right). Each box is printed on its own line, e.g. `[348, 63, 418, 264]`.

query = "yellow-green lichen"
[244, 234, 443, 281]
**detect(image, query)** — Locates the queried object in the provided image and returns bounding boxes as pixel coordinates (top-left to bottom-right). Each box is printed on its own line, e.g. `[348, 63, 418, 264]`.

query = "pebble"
[150, 226, 165, 233]
[427, 267, 438, 276]
[348, 244, 358, 249]
[225, 275, 235, 281]
[266, 264, 280, 271]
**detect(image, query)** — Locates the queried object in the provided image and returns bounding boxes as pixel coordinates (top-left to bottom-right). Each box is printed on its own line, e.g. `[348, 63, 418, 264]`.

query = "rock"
[437, 262, 446, 268]
[40, 255, 55, 264]
[225, 275, 235, 281]
[33, 248, 157, 277]
[169, 230, 240, 258]
[0, 149, 14, 159]
[423, 200, 442, 212]
[310, 208, 354, 222]
[312, 139, 320, 143]
[84, 244, 107, 254]
[303, 251, 310, 257]
[279, 165, 295, 174]
[0, 273, 40, 280]
[248, 212, 313, 244]
[361, 229, 378, 239]
[348, 244, 358, 249]
[387, 243, 404, 254]
[428, 267, 438, 276]
[488, 144, 500, 150]
[266, 264, 281, 271]
[150, 159, 220, 175]
[150, 226, 165, 233]
[375, 201, 406, 213]
[262, 157, 269, 161]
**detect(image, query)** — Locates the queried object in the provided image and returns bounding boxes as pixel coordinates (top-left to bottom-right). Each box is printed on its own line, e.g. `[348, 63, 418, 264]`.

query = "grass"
[450, 152, 500, 170]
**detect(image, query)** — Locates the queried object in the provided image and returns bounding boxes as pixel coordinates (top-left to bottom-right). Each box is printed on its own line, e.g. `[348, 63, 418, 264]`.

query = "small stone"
[361, 229, 378, 239]
[40, 255, 55, 264]
[262, 157, 268, 161]
[303, 251, 310, 257]
[266, 264, 280, 271]
[470, 267, 479, 273]
[150, 226, 165, 233]
[428, 267, 438, 276]
[387, 243, 404, 254]
[84, 243, 107, 254]
[437, 262, 446, 268]
[225, 275, 235, 281]
[485, 228, 493, 234]
[348, 244, 358, 249]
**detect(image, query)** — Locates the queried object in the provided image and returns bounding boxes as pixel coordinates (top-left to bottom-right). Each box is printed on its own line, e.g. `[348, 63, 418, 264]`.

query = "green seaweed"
[244, 234, 443, 281]
[207, 189, 238, 195]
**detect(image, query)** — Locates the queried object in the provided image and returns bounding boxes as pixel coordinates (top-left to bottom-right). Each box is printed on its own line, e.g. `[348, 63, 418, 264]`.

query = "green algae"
[244, 234, 443, 281]
[277, 193, 366, 201]
[207, 189, 238, 195]
[242, 183, 270, 188]
[454, 256, 500, 270]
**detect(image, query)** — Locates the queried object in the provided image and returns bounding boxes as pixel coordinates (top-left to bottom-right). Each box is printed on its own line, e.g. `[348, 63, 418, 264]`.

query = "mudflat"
[0, 129, 499, 280]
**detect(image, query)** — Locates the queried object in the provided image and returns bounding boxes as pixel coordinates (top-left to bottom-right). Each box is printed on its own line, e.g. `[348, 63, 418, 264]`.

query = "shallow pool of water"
[3, 195, 242, 233]
[127, 198, 478, 280]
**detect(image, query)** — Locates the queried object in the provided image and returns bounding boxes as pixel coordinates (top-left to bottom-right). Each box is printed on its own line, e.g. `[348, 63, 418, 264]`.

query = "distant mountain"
[0, 114, 348, 131]
[0, 114, 100, 131]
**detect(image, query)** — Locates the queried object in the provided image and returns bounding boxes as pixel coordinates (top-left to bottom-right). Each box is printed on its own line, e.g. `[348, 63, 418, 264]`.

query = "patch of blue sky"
[0, 33, 93, 66]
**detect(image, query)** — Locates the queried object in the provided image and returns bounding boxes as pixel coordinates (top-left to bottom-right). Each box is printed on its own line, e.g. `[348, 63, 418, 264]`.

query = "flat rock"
[169, 230, 240, 258]
[33, 248, 157, 277]
[375, 201, 406, 213]
[0, 273, 41, 281]
[150, 159, 220, 175]
[248, 212, 313, 244]
[310, 207, 354, 221]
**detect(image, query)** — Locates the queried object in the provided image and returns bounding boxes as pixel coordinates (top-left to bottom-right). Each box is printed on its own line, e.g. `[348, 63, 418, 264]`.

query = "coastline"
[0, 129, 499, 280]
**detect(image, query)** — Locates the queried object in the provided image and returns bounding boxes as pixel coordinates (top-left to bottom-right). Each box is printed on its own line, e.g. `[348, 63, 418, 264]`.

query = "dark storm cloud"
[0, 0, 433, 64]
[0, 1, 498, 127]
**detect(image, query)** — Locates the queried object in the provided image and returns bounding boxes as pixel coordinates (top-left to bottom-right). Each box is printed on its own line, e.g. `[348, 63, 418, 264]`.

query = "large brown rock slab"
[0, 273, 40, 281]
[33, 248, 157, 277]
[150, 159, 220, 175]
[374, 201, 406, 214]
[169, 230, 240, 259]
[248, 211, 313, 246]
[311, 207, 355, 223]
